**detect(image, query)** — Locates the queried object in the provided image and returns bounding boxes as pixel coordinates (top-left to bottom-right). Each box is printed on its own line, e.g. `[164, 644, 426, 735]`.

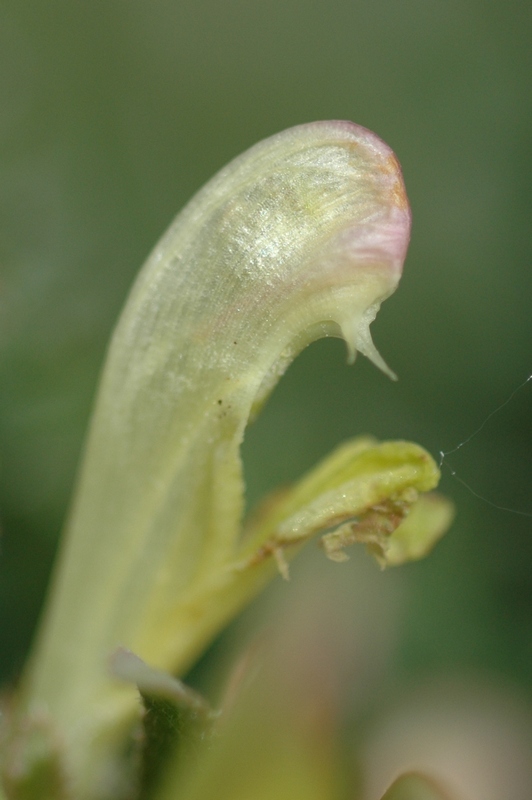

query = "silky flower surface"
[6, 122, 452, 800]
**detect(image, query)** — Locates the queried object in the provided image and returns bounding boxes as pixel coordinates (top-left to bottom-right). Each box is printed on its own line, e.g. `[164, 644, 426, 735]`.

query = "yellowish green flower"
[3, 121, 453, 800]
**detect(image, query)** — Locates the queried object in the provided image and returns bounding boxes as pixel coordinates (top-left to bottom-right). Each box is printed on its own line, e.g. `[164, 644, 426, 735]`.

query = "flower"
[4, 122, 452, 800]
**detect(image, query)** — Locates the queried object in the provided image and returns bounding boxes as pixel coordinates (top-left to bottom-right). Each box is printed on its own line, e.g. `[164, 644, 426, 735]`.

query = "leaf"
[108, 647, 217, 800]
[154, 656, 345, 800]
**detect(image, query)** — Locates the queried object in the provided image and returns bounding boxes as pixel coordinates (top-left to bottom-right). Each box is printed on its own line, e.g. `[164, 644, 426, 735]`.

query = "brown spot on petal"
[382, 153, 409, 212]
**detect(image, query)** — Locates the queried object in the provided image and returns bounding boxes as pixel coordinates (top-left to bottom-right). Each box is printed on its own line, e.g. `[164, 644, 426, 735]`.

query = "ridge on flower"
[5, 121, 453, 800]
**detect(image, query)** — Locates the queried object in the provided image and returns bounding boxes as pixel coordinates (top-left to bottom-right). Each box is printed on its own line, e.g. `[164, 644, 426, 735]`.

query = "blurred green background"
[1, 0, 531, 718]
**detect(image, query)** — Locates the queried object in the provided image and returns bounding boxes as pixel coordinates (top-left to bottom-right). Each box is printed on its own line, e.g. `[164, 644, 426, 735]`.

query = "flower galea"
[2, 121, 453, 800]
